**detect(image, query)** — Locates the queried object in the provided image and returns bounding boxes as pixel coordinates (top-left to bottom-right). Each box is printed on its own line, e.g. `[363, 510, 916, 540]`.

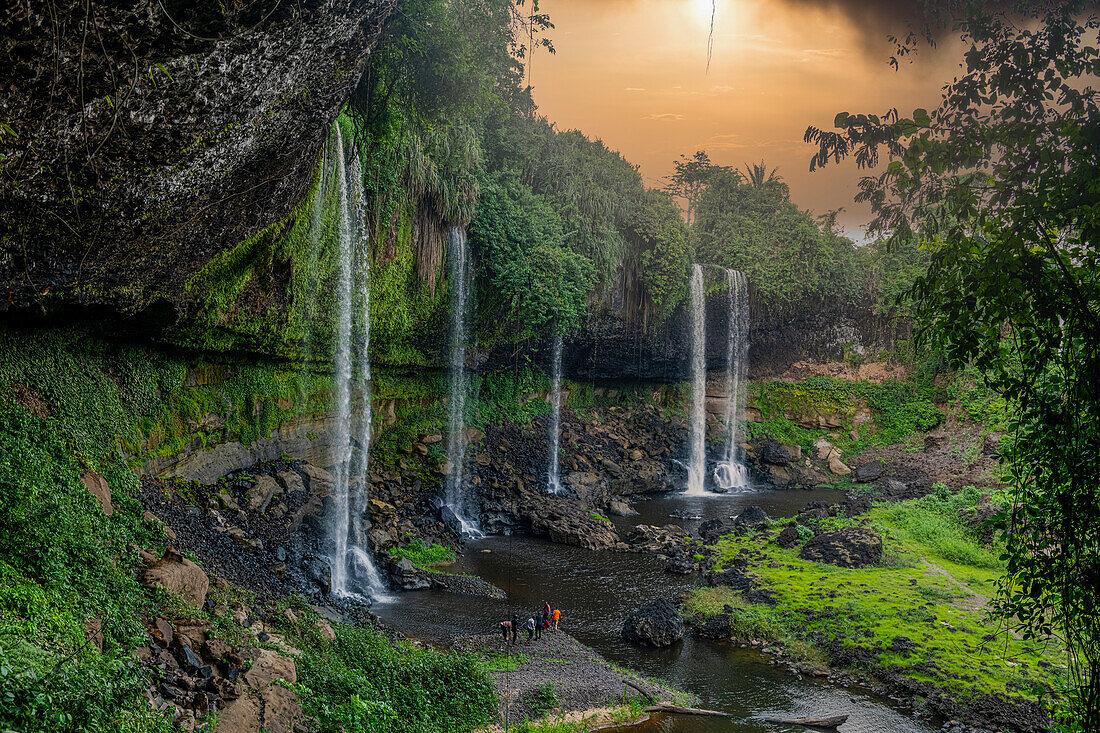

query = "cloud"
[642, 113, 685, 121]
[624, 87, 647, 91]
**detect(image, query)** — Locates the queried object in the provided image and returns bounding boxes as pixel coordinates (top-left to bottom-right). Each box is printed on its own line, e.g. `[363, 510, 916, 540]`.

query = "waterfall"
[444, 227, 483, 537]
[685, 263, 708, 495]
[546, 334, 564, 494]
[328, 124, 386, 600]
[715, 268, 750, 491]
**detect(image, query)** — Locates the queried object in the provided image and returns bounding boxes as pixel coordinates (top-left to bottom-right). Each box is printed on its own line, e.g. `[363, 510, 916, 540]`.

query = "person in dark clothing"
[534, 611, 543, 640]
[511, 614, 520, 644]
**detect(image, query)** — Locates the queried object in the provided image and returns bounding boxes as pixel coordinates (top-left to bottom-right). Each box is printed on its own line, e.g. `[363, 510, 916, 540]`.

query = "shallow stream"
[374, 488, 937, 733]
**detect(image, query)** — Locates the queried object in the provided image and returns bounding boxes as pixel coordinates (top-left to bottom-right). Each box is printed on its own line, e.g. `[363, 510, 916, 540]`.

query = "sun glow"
[693, 0, 715, 26]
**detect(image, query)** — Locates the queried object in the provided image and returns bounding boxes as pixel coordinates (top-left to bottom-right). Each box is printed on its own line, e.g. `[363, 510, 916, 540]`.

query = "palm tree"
[740, 159, 782, 188]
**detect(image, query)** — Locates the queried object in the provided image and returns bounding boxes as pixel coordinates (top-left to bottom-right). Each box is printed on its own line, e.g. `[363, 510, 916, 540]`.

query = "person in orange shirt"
[552, 608, 561, 631]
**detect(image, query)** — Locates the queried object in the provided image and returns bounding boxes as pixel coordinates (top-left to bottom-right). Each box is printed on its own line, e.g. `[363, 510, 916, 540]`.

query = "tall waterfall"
[546, 334, 564, 494]
[444, 227, 482, 537]
[328, 125, 386, 600]
[685, 263, 708, 495]
[715, 268, 750, 491]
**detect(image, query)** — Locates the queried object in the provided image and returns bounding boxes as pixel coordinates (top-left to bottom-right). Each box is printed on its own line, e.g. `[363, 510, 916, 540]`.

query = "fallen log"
[763, 714, 849, 729]
[644, 703, 730, 717]
[623, 680, 656, 702]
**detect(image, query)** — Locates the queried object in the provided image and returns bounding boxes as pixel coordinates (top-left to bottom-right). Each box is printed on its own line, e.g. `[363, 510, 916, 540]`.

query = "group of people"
[499, 600, 561, 644]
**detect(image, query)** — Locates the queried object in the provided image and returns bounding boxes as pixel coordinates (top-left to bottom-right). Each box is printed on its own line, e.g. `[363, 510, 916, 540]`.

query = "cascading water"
[546, 334, 564, 494]
[444, 227, 483, 537]
[714, 268, 750, 491]
[685, 263, 709, 495]
[328, 125, 386, 600]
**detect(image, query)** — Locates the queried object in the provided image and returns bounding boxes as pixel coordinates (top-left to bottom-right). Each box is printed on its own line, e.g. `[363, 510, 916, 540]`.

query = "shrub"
[389, 538, 456, 569]
[295, 623, 495, 733]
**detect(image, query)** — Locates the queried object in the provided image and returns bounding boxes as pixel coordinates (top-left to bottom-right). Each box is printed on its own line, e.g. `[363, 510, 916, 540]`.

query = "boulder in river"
[697, 518, 734, 544]
[622, 598, 685, 647]
[733, 506, 769, 527]
[800, 527, 883, 568]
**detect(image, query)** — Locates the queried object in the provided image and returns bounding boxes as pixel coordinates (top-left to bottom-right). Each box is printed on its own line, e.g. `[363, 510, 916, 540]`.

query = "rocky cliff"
[0, 0, 391, 325]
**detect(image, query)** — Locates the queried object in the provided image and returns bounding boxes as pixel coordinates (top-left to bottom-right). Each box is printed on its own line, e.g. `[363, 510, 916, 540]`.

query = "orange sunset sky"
[527, 0, 967, 239]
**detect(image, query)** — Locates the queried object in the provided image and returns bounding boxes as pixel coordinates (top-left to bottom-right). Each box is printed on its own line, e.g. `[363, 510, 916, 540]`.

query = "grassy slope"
[686, 493, 1068, 710]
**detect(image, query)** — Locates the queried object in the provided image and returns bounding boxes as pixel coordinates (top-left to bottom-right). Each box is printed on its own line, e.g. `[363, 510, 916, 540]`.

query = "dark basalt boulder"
[622, 598, 684, 647]
[389, 557, 429, 591]
[800, 527, 883, 568]
[624, 524, 689, 552]
[775, 524, 802, 548]
[760, 442, 792, 466]
[733, 506, 769, 527]
[697, 518, 734, 544]
[852, 461, 885, 483]
[665, 557, 696, 574]
[705, 567, 755, 591]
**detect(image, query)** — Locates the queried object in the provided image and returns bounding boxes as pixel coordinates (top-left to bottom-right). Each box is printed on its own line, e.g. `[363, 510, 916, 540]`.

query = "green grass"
[694, 492, 1068, 704]
[476, 651, 530, 672]
[389, 538, 457, 570]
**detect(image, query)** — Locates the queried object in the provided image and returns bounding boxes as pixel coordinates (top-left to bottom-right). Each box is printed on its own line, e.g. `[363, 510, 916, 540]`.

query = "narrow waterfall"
[328, 125, 386, 599]
[444, 227, 482, 537]
[546, 333, 564, 494]
[685, 263, 708, 495]
[715, 268, 750, 491]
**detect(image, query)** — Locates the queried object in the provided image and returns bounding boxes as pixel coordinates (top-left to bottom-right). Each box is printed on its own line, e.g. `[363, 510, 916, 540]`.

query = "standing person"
[552, 608, 561, 632]
[511, 613, 520, 645]
[534, 611, 543, 640]
[543, 600, 551, 622]
[500, 619, 512, 644]
[526, 616, 536, 643]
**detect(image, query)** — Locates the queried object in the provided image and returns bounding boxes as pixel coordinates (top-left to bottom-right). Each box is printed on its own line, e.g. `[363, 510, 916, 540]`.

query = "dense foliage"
[0, 403, 170, 733]
[295, 621, 495, 733]
[805, 1, 1100, 726]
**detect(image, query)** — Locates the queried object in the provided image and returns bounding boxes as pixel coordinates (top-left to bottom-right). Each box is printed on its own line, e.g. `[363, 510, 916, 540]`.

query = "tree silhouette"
[740, 159, 782, 188]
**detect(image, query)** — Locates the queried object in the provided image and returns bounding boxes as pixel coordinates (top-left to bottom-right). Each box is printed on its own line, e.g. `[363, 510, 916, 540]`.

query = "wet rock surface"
[1, 1, 393, 327]
[621, 598, 685, 647]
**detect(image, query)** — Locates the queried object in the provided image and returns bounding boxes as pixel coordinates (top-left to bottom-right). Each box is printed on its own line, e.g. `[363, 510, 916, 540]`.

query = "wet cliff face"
[0, 0, 391, 322]
[563, 265, 907, 382]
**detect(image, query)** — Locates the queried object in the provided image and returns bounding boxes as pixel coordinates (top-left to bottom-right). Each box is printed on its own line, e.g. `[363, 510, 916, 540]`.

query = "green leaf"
[913, 108, 931, 127]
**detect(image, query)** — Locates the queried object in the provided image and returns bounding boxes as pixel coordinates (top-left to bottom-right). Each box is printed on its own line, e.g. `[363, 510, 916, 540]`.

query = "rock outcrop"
[139, 547, 210, 606]
[1, 0, 393, 335]
[621, 599, 685, 647]
[800, 527, 883, 568]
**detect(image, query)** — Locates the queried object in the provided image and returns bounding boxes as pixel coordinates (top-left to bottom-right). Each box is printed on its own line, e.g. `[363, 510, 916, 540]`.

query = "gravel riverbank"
[456, 631, 688, 725]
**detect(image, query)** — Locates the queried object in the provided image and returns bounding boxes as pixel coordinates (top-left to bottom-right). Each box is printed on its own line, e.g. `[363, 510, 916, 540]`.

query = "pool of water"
[374, 488, 935, 733]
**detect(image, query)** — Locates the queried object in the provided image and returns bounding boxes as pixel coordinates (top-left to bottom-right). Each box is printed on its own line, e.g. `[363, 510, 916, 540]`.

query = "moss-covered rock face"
[0, 0, 391, 322]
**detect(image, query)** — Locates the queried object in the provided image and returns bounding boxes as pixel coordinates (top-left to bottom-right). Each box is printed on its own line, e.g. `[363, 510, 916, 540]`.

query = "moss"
[0, 328, 337, 481]
[696, 495, 1069, 705]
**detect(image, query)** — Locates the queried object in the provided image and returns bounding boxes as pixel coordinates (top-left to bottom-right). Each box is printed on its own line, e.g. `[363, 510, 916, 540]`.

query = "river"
[374, 487, 937, 733]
